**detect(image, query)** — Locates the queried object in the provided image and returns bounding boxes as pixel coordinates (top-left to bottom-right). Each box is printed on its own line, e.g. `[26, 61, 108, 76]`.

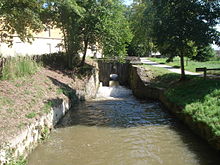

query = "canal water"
[28, 86, 220, 165]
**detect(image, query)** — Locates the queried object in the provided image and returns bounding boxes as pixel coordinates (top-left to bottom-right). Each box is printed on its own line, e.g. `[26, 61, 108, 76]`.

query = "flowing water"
[28, 86, 220, 165]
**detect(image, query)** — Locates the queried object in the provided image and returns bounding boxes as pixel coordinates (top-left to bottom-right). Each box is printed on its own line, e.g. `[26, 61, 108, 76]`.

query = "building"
[0, 28, 63, 57]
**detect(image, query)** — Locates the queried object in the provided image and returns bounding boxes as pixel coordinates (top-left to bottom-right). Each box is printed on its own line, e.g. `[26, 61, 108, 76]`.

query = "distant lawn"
[148, 57, 220, 75]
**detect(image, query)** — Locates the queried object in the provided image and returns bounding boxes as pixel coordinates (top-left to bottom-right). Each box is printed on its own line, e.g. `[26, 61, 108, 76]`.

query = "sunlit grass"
[148, 57, 220, 74]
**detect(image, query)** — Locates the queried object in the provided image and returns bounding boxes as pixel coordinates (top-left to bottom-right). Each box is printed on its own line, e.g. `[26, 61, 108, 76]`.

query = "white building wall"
[0, 37, 63, 57]
[80, 48, 102, 58]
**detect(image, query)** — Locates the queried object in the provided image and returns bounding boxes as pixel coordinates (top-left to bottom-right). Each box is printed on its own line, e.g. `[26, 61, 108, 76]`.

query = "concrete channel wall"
[0, 68, 99, 165]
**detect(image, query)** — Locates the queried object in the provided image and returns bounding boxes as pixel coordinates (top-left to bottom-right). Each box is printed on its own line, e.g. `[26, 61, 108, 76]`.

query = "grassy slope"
[0, 57, 93, 145]
[144, 64, 220, 136]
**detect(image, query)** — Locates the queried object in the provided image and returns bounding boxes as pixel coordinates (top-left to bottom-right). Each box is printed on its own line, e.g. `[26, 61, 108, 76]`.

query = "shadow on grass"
[147, 72, 220, 107]
[47, 76, 84, 103]
[148, 73, 181, 88]
[173, 65, 180, 68]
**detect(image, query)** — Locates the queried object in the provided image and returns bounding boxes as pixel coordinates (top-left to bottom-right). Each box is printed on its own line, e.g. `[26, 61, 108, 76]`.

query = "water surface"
[28, 86, 220, 165]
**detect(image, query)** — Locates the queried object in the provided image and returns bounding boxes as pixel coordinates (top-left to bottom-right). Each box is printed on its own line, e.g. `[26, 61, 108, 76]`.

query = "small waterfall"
[97, 84, 132, 98]
[97, 74, 132, 98]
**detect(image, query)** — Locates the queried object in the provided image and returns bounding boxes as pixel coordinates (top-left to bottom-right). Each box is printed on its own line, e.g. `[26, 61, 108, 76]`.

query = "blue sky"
[124, 0, 133, 5]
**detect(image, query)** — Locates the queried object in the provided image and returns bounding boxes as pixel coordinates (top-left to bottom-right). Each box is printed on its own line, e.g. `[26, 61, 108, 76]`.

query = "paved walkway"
[140, 58, 201, 76]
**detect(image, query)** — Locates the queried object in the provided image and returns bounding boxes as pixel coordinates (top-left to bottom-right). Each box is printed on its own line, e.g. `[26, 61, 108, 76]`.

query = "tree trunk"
[80, 38, 89, 66]
[62, 29, 71, 69]
[180, 54, 186, 80]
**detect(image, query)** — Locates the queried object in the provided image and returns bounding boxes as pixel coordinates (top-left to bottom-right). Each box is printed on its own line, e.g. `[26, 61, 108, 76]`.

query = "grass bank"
[144, 64, 220, 137]
[0, 56, 96, 164]
[148, 57, 220, 75]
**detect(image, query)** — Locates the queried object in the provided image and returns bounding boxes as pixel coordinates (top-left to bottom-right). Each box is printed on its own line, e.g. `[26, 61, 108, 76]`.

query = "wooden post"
[204, 67, 207, 80]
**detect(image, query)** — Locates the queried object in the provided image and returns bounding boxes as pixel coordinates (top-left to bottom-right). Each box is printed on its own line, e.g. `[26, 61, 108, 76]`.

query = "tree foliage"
[0, 0, 45, 44]
[0, 0, 132, 67]
[192, 45, 216, 62]
[99, 0, 132, 59]
[152, 0, 220, 79]
[128, 0, 155, 57]
[44, 0, 132, 67]
[42, 0, 84, 67]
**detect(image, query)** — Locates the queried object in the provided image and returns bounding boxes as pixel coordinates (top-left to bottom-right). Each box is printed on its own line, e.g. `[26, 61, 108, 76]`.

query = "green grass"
[165, 78, 220, 136]
[7, 156, 27, 165]
[25, 112, 37, 119]
[148, 57, 220, 74]
[56, 88, 64, 95]
[42, 101, 55, 114]
[0, 96, 13, 105]
[1, 57, 39, 80]
[40, 127, 50, 140]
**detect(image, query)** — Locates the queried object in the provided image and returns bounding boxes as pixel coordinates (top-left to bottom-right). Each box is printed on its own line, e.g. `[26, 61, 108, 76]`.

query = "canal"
[28, 86, 220, 165]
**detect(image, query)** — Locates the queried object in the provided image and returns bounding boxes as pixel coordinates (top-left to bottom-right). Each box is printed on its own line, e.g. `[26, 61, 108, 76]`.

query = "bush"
[1, 56, 39, 80]
[192, 45, 216, 62]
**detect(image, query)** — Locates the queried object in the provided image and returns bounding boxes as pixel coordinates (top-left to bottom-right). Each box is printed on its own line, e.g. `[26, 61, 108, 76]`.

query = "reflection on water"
[28, 86, 220, 165]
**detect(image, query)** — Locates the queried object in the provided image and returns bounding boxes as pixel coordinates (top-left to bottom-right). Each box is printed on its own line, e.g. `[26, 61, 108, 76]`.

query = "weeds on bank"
[0, 96, 13, 106]
[25, 112, 37, 119]
[40, 127, 50, 141]
[56, 87, 76, 99]
[7, 156, 27, 165]
[1, 57, 39, 80]
[42, 101, 53, 114]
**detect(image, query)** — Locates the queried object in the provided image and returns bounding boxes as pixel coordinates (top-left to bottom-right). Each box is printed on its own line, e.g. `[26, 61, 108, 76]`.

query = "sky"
[124, 0, 133, 6]
[213, 25, 220, 50]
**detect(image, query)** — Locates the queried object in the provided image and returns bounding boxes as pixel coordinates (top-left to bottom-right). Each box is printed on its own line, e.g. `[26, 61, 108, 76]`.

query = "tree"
[44, 0, 132, 67]
[192, 45, 216, 62]
[0, 0, 132, 68]
[42, 0, 85, 68]
[78, 0, 106, 66]
[99, 0, 132, 60]
[152, 0, 220, 79]
[0, 0, 45, 45]
[128, 0, 155, 57]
